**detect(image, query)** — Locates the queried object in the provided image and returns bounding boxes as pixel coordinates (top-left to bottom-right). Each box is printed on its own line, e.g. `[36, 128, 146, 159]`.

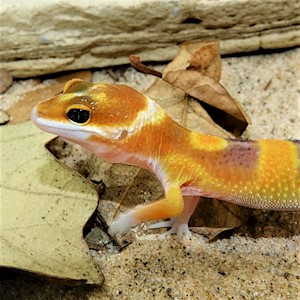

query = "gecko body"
[32, 79, 300, 237]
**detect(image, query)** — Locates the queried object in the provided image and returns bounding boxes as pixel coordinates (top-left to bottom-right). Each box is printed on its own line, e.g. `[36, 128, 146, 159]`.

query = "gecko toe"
[148, 219, 174, 229]
[176, 224, 192, 239]
[156, 222, 193, 240]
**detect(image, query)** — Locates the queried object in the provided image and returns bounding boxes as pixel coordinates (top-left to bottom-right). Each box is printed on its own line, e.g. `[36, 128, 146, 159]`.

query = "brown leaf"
[145, 78, 185, 108]
[190, 198, 243, 229]
[187, 99, 231, 137]
[163, 41, 221, 81]
[188, 197, 247, 240]
[132, 41, 250, 135]
[164, 70, 245, 122]
[7, 71, 92, 124]
[191, 227, 237, 241]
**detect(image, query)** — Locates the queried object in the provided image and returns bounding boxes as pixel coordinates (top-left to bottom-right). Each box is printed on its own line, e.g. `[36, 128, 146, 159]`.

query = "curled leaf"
[163, 41, 221, 81]
[131, 41, 250, 135]
[163, 70, 245, 122]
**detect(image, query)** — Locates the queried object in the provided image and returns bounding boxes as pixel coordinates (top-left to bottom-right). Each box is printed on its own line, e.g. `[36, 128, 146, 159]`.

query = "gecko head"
[31, 78, 159, 146]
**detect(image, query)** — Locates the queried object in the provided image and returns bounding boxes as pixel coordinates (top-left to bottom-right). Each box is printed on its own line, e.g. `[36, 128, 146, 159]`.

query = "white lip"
[31, 106, 59, 134]
[31, 106, 49, 132]
[31, 106, 39, 124]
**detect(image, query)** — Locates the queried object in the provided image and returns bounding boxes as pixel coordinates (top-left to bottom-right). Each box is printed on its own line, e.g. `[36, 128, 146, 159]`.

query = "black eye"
[67, 108, 91, 125]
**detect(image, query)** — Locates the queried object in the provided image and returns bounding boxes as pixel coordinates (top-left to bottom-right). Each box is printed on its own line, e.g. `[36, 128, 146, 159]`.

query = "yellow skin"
[32, 79, 300, 238]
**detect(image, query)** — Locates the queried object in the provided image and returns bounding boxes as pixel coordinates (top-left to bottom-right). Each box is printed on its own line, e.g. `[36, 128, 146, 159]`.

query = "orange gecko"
[32, 79, 300, 238]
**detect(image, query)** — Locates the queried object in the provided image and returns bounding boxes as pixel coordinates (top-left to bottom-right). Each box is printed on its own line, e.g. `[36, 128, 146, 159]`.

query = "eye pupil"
[67, 108, 90, 124]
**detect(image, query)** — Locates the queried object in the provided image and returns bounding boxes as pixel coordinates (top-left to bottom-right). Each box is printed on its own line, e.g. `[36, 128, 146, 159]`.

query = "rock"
[0, 109, 10, 125]
[0, 0, 299, 77]
[0, 69, 13, 94]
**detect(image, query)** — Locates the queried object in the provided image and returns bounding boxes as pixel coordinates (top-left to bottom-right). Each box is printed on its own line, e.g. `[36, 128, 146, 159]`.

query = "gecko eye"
[66, 104, 92, 125]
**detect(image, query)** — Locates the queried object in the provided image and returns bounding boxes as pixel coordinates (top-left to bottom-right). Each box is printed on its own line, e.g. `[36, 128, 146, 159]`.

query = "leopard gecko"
[31, 78, 300, 238]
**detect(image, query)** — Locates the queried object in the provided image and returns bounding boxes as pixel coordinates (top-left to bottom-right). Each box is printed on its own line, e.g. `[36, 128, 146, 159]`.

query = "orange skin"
[32, 79, 300, 238]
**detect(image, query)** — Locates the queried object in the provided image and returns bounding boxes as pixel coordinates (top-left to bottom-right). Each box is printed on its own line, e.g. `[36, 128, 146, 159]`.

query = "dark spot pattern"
[224, 140, 259, 170]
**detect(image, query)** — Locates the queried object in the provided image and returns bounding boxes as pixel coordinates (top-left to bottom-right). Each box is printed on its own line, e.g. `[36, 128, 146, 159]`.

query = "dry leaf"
[7, 71, 92, 124]
[162, 41, 250, 134]
[0, 121, 103, 285]
[164, 70, 244, 121]
[190, 227, 237, 241]
[163, 41, 221, 81]
[0, 109, 10, 125]
[189, 198, 243, 239]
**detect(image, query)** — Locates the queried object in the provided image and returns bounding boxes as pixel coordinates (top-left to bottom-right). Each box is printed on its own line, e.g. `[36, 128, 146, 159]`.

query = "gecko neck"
[119, 111, 191, 172]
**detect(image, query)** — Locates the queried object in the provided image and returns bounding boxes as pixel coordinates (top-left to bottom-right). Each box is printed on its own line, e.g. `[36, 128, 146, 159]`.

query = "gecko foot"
[149, 218, 192, 240]
[108, 211, 137, 237]
[158, 223, 192, 240]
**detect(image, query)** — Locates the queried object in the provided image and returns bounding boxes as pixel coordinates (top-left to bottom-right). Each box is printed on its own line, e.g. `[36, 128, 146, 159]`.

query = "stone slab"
[0, 0, 299, 77]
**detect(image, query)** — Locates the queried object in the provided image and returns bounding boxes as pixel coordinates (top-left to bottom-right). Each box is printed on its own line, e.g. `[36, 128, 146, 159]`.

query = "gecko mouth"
[31, 106, 65, 134]
[31, 106, 92, 140]
[31, 106, 128, 142]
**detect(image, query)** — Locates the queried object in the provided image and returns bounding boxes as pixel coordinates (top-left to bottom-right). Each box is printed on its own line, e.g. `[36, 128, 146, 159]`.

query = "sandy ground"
[0, 47, 299, 300]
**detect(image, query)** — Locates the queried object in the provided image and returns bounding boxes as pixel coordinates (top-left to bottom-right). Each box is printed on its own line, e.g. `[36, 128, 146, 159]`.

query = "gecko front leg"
[108, 185, 184, 237]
